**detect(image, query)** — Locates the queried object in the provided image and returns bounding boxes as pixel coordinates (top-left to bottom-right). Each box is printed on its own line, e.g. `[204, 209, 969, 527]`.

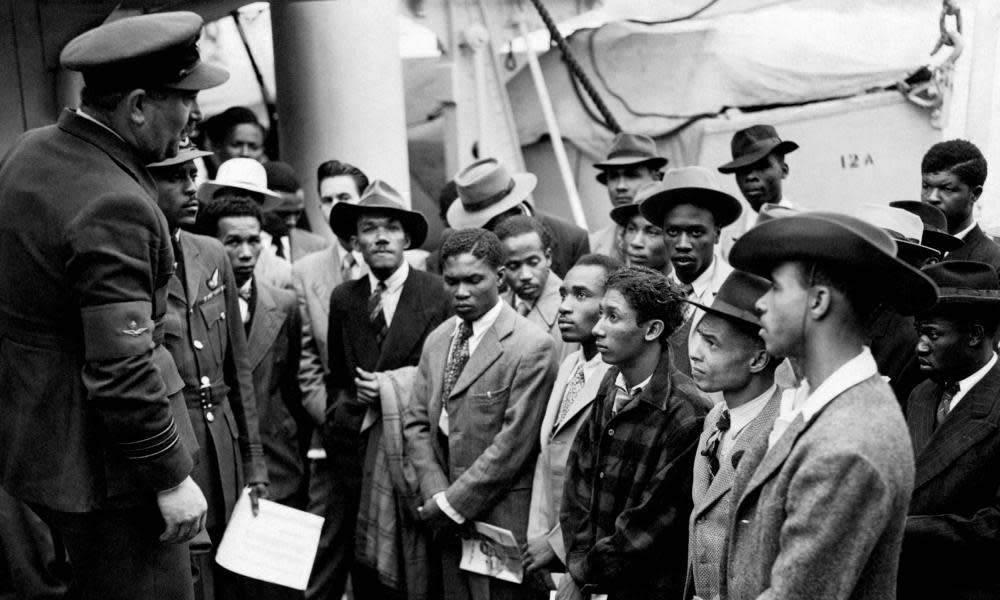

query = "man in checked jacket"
[558, 266, 710, 599]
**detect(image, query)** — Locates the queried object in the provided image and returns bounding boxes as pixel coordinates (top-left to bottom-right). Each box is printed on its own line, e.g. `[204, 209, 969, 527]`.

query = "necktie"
[936, 381, 960, 426]
[516, 300, 532, 317]
[172, 236, 187, 297]
[702, 409, 731, 476]
[369, 280, 388, 348]
[439, 321, 473, 435]
[612, 384, 639, 416]
[274, 237, 286, 259]
[554, 364, 586, 430]
[340, 252, 357, 283]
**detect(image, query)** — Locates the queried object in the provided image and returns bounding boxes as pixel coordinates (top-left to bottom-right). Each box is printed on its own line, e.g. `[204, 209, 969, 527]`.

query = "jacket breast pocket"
[467, 386, 510, 438]
[197, 292, 228, 360]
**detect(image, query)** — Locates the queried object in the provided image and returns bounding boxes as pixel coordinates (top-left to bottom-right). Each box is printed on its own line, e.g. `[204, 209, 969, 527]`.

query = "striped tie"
[369, 280, 388, 348]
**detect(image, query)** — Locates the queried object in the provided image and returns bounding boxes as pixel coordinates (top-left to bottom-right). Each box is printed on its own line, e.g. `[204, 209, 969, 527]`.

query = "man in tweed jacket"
[559, 266, 710, 599]
[722, 212, 935, 600]
[685, 271, 782, 600]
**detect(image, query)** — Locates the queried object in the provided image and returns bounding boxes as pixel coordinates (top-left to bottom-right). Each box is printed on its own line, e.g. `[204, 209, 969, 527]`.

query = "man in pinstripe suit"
[684, 271, 782, 600]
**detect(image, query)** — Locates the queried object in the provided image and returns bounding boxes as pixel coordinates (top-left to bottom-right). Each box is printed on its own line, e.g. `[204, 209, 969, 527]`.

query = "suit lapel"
[914, 363, 1000, 490]
[550, 358, 609, 437]
[448, 306, 512, 399]
[539, 356, 576, 439]
[375, 271, 428, 370]
[738, 411, 806, 503]
[534, 273, 562, 330]
[348, 279, 382, 370]
[907, 382, 939, 457]
[692, 404, 723, 506]
[246, 285, 284, 369]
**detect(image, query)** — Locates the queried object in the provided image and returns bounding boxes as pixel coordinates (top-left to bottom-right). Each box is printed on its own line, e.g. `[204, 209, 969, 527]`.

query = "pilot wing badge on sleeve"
[122, 320, 149, 336]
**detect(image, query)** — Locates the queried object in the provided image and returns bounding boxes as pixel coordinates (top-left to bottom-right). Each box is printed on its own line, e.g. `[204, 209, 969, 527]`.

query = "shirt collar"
[239, 277, 253, 296]
[457, 300, 504, 338]
[614, 371, 653, 397]
[75, 109, 126, 143]
[670, 256, 717, 299]
[729, 383, 777, 436]
[955, 352, 998, 398]
[954, 221, 978, 241]
[367, 260, 409, 293]
[795, 347, 879, 422]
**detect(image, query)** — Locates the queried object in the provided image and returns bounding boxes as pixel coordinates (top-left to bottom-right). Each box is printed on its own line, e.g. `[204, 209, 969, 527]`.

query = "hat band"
[606, 149, 655, 161]
[734, 139, 781, 159]
[885, 228, 921, 244]
[461, 178, 516, 211]
[82, 38, 201, 91]
[937, 287, 1000, 299]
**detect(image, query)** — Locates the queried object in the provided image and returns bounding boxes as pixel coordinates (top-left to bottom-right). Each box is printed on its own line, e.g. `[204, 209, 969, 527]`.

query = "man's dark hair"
[438, 180, 458, 223]
[440, 228, 504, 270]
[195, 193, 262, 237]
[493, 215, 553, 250]
[921, 139, 988, 188]
[605, 265, 686, 344]
[572, 253, 624, 278]
[204, 106, 265, 146]
[316, 160, 369, 196]
[263, 161, 301, 194]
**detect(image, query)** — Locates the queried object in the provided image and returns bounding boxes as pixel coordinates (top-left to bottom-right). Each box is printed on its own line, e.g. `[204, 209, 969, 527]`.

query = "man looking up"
[900, 260, 1000, 599]
[559, 266, 709, 600]
[522, 254, 620, 584]
[0, 12, 227, 599]
[496, 215, 576, 362]
[921, 139, 1000, 273]
[590, 133, 667, 262]
[639, 166, 742, 377]
[722, 212, 936, 599]
[404, 229, 557, 600]
[686, 270, 782, 600]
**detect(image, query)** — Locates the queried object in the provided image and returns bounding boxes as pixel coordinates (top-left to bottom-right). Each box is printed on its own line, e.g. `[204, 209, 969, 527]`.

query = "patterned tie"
[439, 321, 473, 435]
[554, 364, 586, 431]
[340, 252, 357, 282]
[935, 381, 960, 427]
[701, 409, 731, 476]
[369, 280, 388, 348]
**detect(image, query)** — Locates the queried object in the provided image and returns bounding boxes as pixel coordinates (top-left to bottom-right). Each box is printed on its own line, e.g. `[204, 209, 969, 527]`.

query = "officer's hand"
[157, 476, 207, 544]
[249, 482, 269, 516]
[354, 368, 380, 404]
[521, 536, 557, 573]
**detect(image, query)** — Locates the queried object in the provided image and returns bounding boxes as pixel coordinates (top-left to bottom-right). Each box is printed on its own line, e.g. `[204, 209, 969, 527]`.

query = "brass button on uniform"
[206, 411, 215, 423]
[193, 340, 204, 350]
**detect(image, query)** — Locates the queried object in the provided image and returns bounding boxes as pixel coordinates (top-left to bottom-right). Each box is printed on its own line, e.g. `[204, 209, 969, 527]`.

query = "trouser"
[32, 501, 192, 600]
[0, 487, 71, 599]
[304, 458, 358, 600]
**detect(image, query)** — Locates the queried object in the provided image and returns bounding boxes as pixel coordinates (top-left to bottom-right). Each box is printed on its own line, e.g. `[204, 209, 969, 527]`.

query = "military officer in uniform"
[149, 144, 268, 599]
[0, 12, 227, 600]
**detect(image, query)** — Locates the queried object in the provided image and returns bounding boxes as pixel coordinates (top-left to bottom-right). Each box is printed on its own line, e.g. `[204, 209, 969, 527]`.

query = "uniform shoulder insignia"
[122, 320, 149, 336]
[207, 268, 219, 290]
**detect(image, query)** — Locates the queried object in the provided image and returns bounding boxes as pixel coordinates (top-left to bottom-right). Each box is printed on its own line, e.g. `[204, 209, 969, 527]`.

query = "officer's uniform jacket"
[164, 230, 267, 529]
[0, 109, 193, 511]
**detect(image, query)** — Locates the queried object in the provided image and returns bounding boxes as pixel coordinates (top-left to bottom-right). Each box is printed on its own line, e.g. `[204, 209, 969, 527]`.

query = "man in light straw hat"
[323, 181, 452, 600]
[639, 166, 742, 378]
[591, 133, 668, 262]
[685, 270, 782, 600]
[200, 157, 292, 290]
[450, 158, 589, 278]
[150, 144, 269, 599]
[0, 11, 227, 598]
[900, 260, 1000, 600]
[721, 212, 937, 599]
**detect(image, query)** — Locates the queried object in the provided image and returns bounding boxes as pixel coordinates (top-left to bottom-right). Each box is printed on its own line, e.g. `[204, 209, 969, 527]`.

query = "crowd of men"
[0, 10, 998, 600]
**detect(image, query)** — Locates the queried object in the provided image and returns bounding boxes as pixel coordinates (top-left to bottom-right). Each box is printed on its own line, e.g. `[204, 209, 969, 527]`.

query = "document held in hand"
[216, 488, 324, 590]
[460, 522, 524, 584]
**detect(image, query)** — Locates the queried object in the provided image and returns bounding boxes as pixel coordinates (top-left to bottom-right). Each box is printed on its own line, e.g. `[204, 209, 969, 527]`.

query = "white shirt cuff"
[433, 491, 466, 524]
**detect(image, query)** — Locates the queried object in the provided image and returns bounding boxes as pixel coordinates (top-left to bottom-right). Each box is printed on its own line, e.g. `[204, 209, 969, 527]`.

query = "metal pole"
[517, 18, 588, 229]
[965, 0, 1000, 151]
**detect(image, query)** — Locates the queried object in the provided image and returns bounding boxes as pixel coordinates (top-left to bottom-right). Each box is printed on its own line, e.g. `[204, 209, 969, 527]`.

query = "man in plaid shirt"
[558, 266, 710, 599]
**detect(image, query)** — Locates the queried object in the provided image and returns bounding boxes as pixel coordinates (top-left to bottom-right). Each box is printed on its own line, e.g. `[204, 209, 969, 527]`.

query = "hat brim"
[718, 140, 799, 174]
[148, 148, 213, 169]
[199, 179, 281, 202]
[930, 288, 1000, 306]
[638, 187, 743, 229]
[686, 298, 760, 329]
[166, 61, 230, 91]
[729, 214, 938, 315]
[922, 229, 964, 253]
[895, 240, 942, 266]
[594, 157, 668, 184]
[329, 203, 428, 248]
[447, 173, 537, 229]
[609, 204, 639, 227]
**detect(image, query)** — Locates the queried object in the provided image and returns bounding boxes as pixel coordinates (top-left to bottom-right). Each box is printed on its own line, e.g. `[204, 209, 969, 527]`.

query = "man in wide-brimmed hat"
[718, 124, 799, 258]
[326, 181, 452, 599]
[450, 158, 589, 278]
[590, 133, 668, 262]
[639, 166, 742, 377]
[0, 11, 228, 597]
[721, 212, 937, 599]
[608, 182, 671, 276]
[686, 270, 782, 600]
[900, 260, 1000, 599]
[890, 199, 964, 257]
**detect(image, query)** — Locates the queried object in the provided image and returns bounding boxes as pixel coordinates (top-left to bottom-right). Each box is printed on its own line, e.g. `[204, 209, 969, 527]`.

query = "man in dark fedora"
[639, 166, 742, 378]
[608, 183, 671, 276]
[0, 12, 227, 598]
[591, 133, 668, 262]
[900, 260, 1000, 600]
[449, 158, 589, 278]
[722, 212, 936, 599]
[324, 181, 452, 599]
[920, 139, 1000, 274]
[718, 124, 799, 258]
[891, 199, 965, 258]
[859, 204, 944, 406]
[685, 270, 782, 600]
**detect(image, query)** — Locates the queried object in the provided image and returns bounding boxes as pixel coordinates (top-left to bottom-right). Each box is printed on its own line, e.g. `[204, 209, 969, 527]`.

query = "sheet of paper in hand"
[460, 522, 524, 584]
[216, 488, 324, 590]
